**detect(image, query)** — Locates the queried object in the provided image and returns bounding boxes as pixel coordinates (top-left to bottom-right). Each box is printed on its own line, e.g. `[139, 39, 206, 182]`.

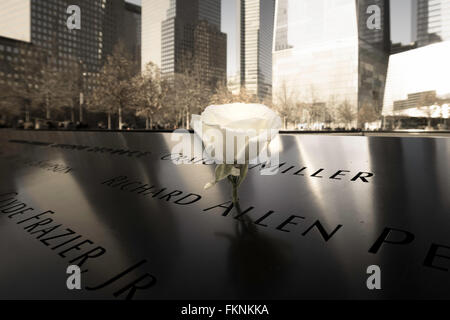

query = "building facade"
[0, 0, 31, 43]
[142, 0, 226, 87]
[417, 0, 450, 47]
[382, 0, 450, 129]
[0, 0, 141, 92]
[382, 39, 450, 128]
[123, 2, 142, 67]
[238, 0, 275, 100]
[272, 0, 390, 128]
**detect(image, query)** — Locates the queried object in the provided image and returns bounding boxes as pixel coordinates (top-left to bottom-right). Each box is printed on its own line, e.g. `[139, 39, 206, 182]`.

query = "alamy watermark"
[67, 5, 81, 30]
[366, 265, 382, 290]
[171, 128, 280, 175]
[66, 265, 81, 290]
[366, 5, 381, 30]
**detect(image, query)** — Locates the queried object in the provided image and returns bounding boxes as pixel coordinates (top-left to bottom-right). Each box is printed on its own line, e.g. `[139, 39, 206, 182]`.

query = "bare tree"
[0, 82, 22, 122]
[358, 103, 379, 127]
[0, 44, 48, 122]
[132, 62, 169, 129]
[326, 95, 340, 125]
[292, 101, 309, 128]
[61, 62, 83, 123]
[89, 43, 138, 130]
[0, 42, 83, 125]
[36, 59, 76, 120]
[305, 104, 323, 126]
[167, 52, 214, 129]
[174, 73, 210, 128]
[303, 85, 329, 127]
[89, 95, 115, 130]
[273, 81, 296, 129]
[211, 83, 260, 105]
[210, 81, 234, 105]
[337, 100, 356, 129]
[234, 86, 260, 104]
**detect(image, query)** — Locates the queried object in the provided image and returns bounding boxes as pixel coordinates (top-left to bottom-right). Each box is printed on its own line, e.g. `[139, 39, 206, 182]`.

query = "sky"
[128, 0, 414, 76]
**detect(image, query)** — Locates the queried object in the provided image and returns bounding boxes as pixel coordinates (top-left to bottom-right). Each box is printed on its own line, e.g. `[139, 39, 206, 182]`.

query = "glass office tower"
[142, 0, 171, 69]
[417, 0, 450, 47]
[142, 0, 226, 87]
[240, 0, 276, 100]
[0, 0, 140, 91]
[382, 1, 450, 129]
[382, 41, 450, 127]
[123, 2, 142, 67]
[272, 0, 390, 128]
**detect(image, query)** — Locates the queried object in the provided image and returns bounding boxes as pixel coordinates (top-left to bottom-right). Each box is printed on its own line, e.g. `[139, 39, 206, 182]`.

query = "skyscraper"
[225, 0, 242, 95]
[382, 40, 450, 126]
[382, 0, 450, 128]
[239, 0, 276, 100]
[417, 0, 450, 47]
[0, 0, 31, 43]
[357, 0, 391, 116]
[412, 0, 418, 42]
[141, 0, 226, 87]
[0, 0, 141, 91]
[272, 0, 390, 128]
[123, 2, 142, 68]
[141, 0, 170, 69]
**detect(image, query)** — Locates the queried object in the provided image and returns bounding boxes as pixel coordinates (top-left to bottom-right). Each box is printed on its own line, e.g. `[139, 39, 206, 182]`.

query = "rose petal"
[230, 167, 240, 176]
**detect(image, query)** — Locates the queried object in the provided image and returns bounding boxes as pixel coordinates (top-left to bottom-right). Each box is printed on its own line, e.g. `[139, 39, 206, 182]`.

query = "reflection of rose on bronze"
[215, 203, 291, 298]
[191, 103, 281, 204]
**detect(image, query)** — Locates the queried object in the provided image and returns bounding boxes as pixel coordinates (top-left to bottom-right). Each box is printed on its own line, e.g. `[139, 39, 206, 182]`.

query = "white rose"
[191, 103, 282, 165]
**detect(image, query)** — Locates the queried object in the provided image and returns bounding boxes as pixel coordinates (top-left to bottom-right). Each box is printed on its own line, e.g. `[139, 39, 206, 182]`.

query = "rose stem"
[232, 183, 238, 205]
